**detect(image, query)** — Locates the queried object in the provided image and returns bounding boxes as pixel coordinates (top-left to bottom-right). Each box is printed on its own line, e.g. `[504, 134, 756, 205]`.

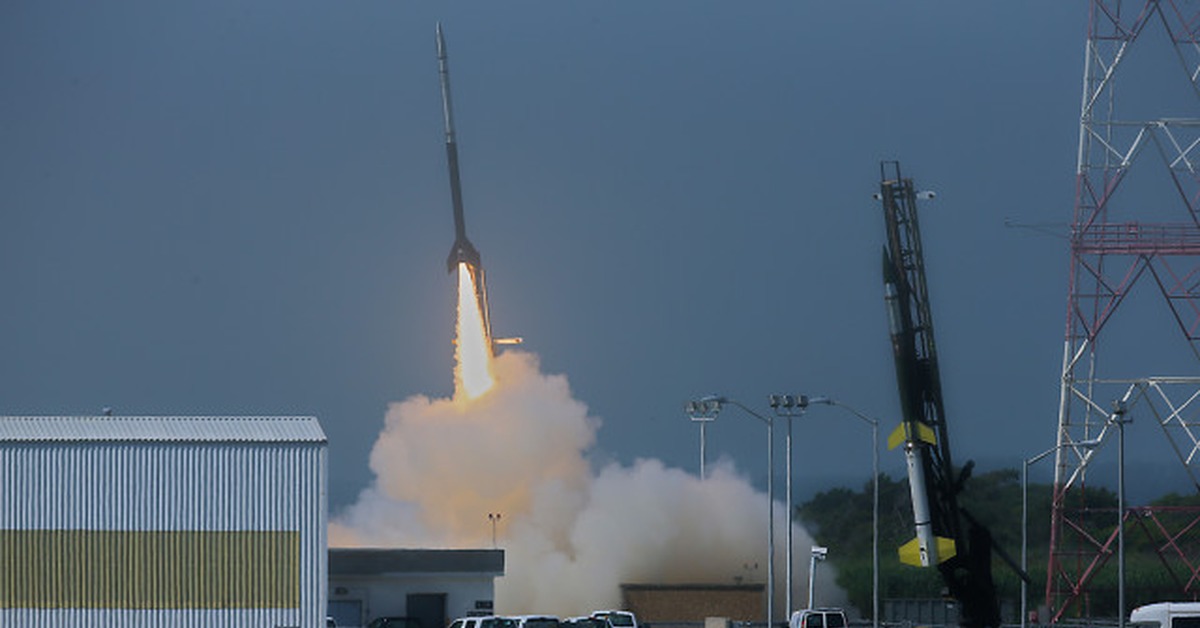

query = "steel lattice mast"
[1047, 0, 1200, 620]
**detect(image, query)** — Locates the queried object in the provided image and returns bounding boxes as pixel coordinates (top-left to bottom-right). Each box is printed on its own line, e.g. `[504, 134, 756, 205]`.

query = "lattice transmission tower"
[1047, 0, 1200, 620]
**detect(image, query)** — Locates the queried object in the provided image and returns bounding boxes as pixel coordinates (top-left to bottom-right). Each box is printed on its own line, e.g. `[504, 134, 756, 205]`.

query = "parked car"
[789, 608, 847, 628]
[563, 617, 606, 628]
[327, 617, 338, 627]
[485, 618, 520, 628]
[368, 617, 424, 628]
[450, 616, 519, 628]
[509, 614, 560, 628]
[591, 610, 638, 628]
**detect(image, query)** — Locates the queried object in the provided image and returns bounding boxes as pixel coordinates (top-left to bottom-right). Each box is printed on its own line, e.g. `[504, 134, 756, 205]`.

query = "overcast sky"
[4, 1, 1193, 513]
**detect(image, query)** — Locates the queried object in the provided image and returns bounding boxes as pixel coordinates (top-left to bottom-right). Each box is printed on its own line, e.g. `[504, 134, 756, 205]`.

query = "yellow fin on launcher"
[898, 535, 957, 567]
[887, 422, 937, 450]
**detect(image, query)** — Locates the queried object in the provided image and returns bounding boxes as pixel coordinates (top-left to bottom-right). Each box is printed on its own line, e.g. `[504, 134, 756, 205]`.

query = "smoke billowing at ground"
[331, 266, 845, 615]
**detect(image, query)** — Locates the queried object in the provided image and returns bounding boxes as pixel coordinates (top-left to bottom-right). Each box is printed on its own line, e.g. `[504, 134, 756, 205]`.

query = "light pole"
[1023, 447, 1055, 628]
[690, 395, 775, 628]
[768, 395, 806, 616]
[488, 512, 502, 549]
[808, 545, 828, 609]
[776, 395, 879, 628]
[1022, 438, 1100, 628]
[685, 399, 720, 481]
[1112, 398, 1131, 628]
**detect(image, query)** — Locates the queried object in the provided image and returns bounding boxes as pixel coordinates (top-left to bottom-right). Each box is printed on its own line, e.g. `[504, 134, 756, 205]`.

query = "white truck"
[1130, 602, 1200, 628]
[789, 608, 847, 628]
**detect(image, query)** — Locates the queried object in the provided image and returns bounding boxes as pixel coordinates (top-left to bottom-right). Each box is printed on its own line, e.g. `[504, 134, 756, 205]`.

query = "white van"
[789, 608, 847, 628]
[1131, 602, 1200, 628]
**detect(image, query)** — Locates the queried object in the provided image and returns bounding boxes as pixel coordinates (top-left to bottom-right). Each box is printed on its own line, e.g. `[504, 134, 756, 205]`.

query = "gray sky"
[3, 1, 1187, 513]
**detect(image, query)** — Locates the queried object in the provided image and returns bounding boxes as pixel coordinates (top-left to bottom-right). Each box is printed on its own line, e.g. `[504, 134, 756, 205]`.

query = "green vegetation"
[797, 470, 1199, 619]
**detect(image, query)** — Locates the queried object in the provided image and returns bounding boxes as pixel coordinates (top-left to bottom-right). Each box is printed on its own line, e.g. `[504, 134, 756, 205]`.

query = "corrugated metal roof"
[0, 416, 327, 442]
[329, 549, 504, 576]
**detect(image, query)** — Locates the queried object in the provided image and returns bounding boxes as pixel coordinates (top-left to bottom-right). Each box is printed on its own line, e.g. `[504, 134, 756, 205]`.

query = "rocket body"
[432, 24, 524, 352]
[436, 24, 491, 348]
[437, 23, 483, 275]
[903, 441, 938, 567]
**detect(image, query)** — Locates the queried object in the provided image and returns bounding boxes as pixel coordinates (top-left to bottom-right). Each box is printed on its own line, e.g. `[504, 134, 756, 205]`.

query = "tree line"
[797, 469, 1200, 620]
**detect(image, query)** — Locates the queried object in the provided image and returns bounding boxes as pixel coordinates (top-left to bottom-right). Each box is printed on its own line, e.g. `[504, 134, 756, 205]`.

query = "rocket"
[437, 23, 483, 275]
[883, 250, 956, 568]
[889, 420, 956, 567]
[436, 23, 492, 347]
[435, 24, 522, 351]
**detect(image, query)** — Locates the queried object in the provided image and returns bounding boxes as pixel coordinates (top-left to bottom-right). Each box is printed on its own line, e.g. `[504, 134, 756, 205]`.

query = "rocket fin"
[887, 422, 938, 450]
[937, 536, 957, 562]
[898, 536, 957, 567]
[897, 537, 926, 567]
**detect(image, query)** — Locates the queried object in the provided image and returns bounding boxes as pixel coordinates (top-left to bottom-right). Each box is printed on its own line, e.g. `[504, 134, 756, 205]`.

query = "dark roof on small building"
[329, 548, 504, 577]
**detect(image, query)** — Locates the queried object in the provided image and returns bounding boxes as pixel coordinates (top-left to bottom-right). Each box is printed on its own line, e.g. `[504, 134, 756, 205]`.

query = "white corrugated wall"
[0, 429, 327, 627]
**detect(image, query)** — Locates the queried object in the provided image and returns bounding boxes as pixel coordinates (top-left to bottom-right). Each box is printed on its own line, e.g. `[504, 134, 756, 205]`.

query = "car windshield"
[483, 619, 518, 628]
[826, 615, 845, 628]
[525, 620, 559, 628]
[603, 614, 633, 627]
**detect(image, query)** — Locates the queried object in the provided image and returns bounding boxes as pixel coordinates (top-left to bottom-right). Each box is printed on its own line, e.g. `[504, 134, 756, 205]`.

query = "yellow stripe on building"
[0, 530, 299, 609]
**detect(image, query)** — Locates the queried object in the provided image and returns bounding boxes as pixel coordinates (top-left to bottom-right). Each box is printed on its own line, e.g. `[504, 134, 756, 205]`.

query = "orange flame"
[455, 262, 494, 400]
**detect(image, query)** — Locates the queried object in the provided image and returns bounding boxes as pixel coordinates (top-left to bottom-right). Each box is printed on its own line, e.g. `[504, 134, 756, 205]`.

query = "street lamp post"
[685, 400, 720, 481]
[1022, 448, 1054, 628]
[1112, 399, 1131, 628]
[487, 512, 502, 549]
[688, 396, 775, 628]
[1022, 438, 1100, 628]
[768, 397, 806, 616]
[777, 395, 879, 628]
[808, 545, 828, 609]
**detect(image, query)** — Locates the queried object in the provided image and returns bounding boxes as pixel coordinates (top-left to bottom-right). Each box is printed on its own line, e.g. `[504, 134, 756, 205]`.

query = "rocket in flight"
[436, 24, 521, 351]
[437, 23, 483, 276]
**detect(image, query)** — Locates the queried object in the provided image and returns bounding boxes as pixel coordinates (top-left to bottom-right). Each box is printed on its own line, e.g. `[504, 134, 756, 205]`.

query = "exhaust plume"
[455, 262, 494, 399]
[330, 267, 845, 615]
[330, 347, 845, 615]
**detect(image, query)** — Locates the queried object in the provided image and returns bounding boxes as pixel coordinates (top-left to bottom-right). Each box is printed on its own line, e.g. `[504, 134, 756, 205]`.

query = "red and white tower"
[1048, 0, 1200, 620]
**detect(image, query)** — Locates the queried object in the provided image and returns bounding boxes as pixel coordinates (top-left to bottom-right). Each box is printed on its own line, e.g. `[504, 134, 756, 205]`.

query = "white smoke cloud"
[330, 349, 846, 617]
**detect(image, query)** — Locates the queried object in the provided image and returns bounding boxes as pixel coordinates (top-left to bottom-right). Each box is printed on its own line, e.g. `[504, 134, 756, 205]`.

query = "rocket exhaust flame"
[456, 262, 494, 400]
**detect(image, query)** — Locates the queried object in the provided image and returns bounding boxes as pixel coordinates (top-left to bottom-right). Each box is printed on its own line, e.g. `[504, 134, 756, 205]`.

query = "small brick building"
[621, 584, 765, 623]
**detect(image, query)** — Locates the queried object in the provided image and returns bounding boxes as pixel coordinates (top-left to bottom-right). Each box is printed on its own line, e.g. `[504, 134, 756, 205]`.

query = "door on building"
[408, 592, 447, 628]
[329, 599, 364, 627]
